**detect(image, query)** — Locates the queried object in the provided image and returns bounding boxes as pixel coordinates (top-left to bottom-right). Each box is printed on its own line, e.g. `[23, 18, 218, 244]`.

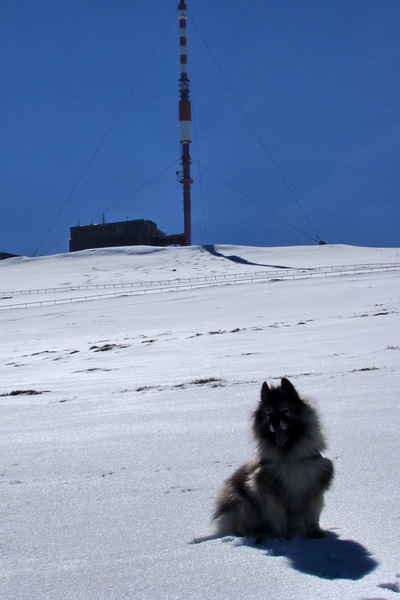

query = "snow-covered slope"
[1, 243, 399, 291]
[1, 245, 399, 599]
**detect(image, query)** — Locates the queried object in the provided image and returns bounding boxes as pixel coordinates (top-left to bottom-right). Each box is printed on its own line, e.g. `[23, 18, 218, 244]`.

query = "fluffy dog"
[212, 378, 334, 539]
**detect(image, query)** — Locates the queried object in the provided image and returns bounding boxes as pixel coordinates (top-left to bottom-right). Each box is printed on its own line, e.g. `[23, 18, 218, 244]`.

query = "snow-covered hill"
[1, 245, 399, 599]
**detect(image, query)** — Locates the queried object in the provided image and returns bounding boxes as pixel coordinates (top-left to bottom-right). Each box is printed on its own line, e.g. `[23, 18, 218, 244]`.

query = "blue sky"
[2, 0, 399, 256]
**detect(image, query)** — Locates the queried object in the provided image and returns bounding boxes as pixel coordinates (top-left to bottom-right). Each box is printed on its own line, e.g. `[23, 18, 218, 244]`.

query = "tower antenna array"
[177, 1, 192, 246]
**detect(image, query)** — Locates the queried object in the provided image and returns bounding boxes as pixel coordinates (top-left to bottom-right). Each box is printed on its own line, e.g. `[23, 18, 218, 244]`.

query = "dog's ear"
[261, 381, 270, 402]
[281, 377, 298, 397]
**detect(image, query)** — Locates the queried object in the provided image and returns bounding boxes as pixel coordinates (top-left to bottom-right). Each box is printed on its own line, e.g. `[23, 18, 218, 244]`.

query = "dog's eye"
[280, 408, 290, 415]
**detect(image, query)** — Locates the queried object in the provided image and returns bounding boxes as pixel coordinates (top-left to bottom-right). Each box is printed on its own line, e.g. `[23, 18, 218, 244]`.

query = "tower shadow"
[201, 245, 294, 269]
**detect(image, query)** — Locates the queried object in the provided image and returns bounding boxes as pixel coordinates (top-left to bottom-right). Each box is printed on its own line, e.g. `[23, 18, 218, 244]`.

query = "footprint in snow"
[378, 578, 400, 593]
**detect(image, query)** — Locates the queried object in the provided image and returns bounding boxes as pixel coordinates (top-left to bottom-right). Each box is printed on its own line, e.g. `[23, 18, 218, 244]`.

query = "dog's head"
[253, 378, 310, 449]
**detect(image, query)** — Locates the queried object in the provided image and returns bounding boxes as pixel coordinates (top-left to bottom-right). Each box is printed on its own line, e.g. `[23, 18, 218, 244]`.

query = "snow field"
[1, 244, 399, 599]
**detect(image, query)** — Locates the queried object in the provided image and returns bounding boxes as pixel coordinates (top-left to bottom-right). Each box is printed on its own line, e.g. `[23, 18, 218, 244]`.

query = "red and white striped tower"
[178, 1, 192, 246]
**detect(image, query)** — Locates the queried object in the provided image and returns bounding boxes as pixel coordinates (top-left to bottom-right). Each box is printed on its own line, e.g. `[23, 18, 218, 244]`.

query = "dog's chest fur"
[252, 458, 329, 506]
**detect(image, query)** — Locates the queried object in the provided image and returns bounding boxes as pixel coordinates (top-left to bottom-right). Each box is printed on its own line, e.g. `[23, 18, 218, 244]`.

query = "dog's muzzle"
[269, 420, 288, 447]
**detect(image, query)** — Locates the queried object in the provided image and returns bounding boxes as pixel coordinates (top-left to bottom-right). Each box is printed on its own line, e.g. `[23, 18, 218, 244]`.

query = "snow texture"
[1, 244, 399, 599]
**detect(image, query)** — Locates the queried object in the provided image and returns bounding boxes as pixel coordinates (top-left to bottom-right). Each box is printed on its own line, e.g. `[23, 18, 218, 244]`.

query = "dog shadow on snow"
[234, 531, 378, 580]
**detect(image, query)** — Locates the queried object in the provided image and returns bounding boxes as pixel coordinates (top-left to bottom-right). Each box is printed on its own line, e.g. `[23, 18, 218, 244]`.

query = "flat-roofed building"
[69, 219, 184, 252]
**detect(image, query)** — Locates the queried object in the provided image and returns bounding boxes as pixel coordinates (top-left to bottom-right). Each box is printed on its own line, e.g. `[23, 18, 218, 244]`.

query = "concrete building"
[69, 219, 184, 252]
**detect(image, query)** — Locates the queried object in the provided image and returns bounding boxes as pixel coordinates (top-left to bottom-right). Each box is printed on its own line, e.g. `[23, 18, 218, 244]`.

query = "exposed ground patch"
[0, 389, 50, 397]
[90, 343, 130, 352]
[135, 378, 226, 393]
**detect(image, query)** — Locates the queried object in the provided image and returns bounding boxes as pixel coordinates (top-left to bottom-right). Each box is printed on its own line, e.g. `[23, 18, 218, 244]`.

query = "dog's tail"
[189, 533, 236, 544]
[189, 533, 224, 544]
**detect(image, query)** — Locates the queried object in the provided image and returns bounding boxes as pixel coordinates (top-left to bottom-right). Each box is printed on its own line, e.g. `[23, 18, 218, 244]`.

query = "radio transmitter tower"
[177, 1, 192, 246]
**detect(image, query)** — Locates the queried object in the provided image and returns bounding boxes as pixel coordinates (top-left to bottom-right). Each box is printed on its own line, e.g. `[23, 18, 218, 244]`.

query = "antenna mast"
[177, 1, 192, 246]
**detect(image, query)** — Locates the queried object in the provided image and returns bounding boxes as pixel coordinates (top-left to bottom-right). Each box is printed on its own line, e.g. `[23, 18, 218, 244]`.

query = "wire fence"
[0, 263, 399, 311]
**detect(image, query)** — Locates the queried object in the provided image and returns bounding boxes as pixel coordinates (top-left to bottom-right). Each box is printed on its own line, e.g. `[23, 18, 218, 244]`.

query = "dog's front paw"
[307, 528, 325, 539]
